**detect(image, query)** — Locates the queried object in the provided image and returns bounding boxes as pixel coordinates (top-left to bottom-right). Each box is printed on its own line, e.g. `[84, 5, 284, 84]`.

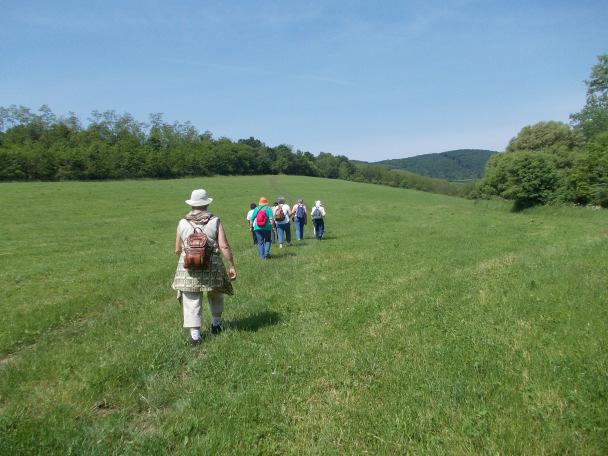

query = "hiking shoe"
[190, 337, 202, 347]
[211, 324, 223, 335]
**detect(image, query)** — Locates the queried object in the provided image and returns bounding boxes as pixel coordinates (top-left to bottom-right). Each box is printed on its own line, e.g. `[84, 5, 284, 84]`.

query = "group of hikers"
[246, 196, 327, 260]
[171, 188, 327, 345]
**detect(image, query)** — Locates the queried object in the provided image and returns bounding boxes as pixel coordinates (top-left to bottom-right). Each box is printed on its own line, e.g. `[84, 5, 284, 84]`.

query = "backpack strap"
[186, 219, 215, 246]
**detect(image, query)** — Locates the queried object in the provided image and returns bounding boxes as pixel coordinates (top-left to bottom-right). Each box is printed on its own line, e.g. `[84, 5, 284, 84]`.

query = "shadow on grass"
[228, 310, 280, 332]
[511, 199, 538, 213]
[269, 252, 297, 260]
[320, 234, 337, 240]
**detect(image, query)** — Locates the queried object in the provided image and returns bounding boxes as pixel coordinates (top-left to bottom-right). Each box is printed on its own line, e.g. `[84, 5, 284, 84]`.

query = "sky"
[1, 0, 607, 161]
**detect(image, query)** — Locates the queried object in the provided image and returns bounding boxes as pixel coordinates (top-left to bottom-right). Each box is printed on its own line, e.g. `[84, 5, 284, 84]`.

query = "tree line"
[3, 55, 604, 208]
[477, 55, 608, 208]
[0, 106, 471, 198]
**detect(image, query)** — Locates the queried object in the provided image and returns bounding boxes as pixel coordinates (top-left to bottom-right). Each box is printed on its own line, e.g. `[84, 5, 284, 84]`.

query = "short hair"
[250, 203, 256, 209]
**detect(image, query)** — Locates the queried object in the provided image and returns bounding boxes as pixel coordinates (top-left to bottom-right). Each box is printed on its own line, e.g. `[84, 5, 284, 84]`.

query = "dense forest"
[370, 149, 497, 181]
[0, 106, 471, 198]
[477, 54, 608, 208]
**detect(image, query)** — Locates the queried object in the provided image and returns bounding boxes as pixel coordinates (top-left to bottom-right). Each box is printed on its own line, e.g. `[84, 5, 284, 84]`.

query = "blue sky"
[1, 0, 607, 161]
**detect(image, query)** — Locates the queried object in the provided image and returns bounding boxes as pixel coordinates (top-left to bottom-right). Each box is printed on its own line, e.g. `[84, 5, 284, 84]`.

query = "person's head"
[315, 200, 322, 207]
[277, 196, 286, 204]
[259, 197, 269, 206]
[297, 198, 303, 204]
[186, 189, 213, 209]
[250, 203, 257, 210]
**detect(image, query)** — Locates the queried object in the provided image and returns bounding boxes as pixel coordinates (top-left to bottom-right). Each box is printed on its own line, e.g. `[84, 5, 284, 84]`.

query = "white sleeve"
[178, 219, 190, 242]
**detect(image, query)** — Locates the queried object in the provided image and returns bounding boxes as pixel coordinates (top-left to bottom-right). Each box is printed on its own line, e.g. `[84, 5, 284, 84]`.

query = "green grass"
[1, 175, 607, 454]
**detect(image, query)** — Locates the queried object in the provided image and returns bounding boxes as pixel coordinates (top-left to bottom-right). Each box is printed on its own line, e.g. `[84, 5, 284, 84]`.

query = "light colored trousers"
[181, 290, 224, 328]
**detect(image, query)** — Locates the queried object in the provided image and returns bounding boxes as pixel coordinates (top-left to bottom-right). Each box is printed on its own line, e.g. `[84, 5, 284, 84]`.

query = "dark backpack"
[275, 205, 285, 221]
[295, 204, 305, 219]
[183, 222, 211, 270]
[255, 206, 268, 226]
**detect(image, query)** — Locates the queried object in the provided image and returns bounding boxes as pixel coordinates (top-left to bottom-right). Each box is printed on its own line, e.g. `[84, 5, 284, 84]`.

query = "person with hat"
[273, 196, 292, 248]
[311, 200, 326, 240]
[291, 198, 307, 242]
[249, 197, 274, 259]
[172, 188, 237, 345]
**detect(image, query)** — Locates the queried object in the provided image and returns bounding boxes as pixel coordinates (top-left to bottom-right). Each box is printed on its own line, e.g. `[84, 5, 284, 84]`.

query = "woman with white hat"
[311, 200, 326, 240]
[172, 188, 237, 345]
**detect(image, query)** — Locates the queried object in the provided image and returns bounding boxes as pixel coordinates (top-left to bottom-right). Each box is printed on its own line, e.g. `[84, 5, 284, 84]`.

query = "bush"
[479, 152, 560, 207]
[569, 132, 608, 206]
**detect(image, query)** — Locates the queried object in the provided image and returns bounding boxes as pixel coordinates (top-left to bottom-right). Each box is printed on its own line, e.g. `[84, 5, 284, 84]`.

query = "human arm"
[217, 221, 237, 280]
[175, 227, 182, 257]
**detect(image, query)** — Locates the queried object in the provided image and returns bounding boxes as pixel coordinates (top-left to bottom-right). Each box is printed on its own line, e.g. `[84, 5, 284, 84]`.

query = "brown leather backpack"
[184, 223, 211, 270]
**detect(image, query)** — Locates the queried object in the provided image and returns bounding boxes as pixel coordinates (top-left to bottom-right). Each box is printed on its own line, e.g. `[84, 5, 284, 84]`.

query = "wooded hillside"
[371, 149, 498, 181]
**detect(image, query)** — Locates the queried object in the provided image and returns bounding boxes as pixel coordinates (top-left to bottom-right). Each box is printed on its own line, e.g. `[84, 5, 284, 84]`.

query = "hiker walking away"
[311, 200, 326, 240]
[246, 203, 257, 246]
[291, 199, 307, 242]
[273, 196, 292, 248]
[271, 202, 278, 243]
[250, 197, 274, 259]
[172, 189, 237, 345]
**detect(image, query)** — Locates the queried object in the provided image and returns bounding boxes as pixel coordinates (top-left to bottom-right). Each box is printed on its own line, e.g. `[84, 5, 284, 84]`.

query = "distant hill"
[370, 149, 499, 181]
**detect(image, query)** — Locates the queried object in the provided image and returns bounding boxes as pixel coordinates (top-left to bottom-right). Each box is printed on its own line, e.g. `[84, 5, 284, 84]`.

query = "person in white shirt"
[246, 203, 256, 245]
[311, 200, 326, 240]
[273, 196, 292, 248]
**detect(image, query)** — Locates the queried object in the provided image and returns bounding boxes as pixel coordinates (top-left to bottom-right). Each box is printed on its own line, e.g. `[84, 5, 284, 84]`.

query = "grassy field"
[1, 175, 607, 454]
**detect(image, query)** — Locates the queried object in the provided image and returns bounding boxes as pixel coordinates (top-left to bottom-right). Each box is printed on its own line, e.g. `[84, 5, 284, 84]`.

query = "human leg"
[317, 219, 325, 239]
[207, 290, 225, 334]
[263, 229, 272, 258]
[276, 223, 285, 247]
[181, 291, 202, 343]
[254, 230, 266, 259]
[285, 222, 292, 244]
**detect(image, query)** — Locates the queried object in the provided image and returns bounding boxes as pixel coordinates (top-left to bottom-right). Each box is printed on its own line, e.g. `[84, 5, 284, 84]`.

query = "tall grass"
[0, 175, 606, 454]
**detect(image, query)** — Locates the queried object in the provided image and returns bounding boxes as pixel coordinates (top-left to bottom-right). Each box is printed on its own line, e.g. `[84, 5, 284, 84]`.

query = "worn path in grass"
[0, 175, 607, 454]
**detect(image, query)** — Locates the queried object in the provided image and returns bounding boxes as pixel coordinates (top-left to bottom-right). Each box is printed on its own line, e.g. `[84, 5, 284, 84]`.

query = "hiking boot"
[190, 337, 202, 347]
[211, 324, 223, 335]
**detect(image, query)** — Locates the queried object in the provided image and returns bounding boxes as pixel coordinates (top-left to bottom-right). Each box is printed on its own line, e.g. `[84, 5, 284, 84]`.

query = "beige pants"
[181, 290, 224, 328]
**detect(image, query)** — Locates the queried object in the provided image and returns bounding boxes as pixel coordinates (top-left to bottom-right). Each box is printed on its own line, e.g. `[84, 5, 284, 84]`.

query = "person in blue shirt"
[250, 197, 274, 259]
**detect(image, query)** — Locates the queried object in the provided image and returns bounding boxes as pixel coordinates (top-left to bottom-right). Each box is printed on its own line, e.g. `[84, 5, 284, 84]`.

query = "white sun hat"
[185, 188, 213, 206]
